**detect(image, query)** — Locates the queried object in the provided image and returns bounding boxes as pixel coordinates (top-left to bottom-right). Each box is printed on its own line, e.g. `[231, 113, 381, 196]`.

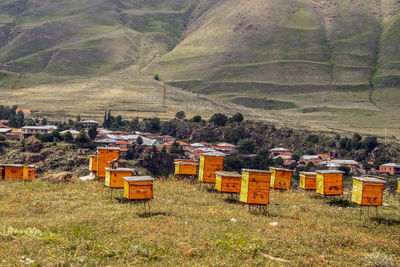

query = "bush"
[237, 138, 255, 154]
[191, 115, 202, 122]
[175, 111, 186, 120]
[224, 126, 245, 145]
[154, 74, 160, 81]
[224, 156, 244, 172]
[230, 112, 244, 123]
[209, 113, 228, 126]
[75, 130, 90, 144]
[62, 131, 74, 143]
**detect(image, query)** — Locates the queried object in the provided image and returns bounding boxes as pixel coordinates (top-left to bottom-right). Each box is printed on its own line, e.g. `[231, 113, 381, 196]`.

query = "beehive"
[0, 166, 3, 180]
[316, 170, 344, 196]
[123, 176, 154, 200]
[174, 159, 198, 177]
[89, 155, 98, 174]
[269, 167, 294, 190]
[1, 164, 36, 180]
[397, 178, 400, 194]
[105, 168, 134, 189]
[240, 169, 271, 205]
[362, 175, 386, 181]
[97, 147, 120, 179]
[198, 153, 224, 183]
[299, 172, 317, 190]
[351, 177, 385, 206]
[215, 171, 242, 193]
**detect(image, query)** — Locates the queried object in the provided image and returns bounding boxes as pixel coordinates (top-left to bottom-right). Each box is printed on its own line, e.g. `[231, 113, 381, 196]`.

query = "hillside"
[0, 0, 399, 136]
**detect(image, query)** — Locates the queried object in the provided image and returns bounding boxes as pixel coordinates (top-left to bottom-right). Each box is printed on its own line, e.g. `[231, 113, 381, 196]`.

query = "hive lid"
[269, 167, 294, 172]
[216, 171, 242, 177]
[178, 162, 199, 166]
[362, 175, 386, 181]
[123, 176, 154, 182]
[299, 171, 317, 176]
[97, 147, 121, 151]
[353, 177, 386, 183]
[174, 159, 198, 163]
[200, 153, 225, 157]
[242, 168, 271, 174]
[105, 168, 134, 172]
[1, 164, 36, 167]
[316, 170, 344, 174]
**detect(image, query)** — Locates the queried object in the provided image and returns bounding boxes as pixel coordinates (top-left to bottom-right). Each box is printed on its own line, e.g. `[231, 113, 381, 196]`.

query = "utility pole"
[385, 128, 387, 145]
[163, 83, 166, 113]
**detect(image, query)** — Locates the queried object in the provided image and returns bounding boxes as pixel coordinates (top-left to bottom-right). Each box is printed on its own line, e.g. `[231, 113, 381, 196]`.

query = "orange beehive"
[89, 155, 98, 174]
[105, 168, 134, 189]
[316, 170, 344, 196]
[269, 167, 293, 190]
[1, 164, 36, 180]
[215, 171, 242, 193]
[198, 153, 224, 183]
[351, 177, 385, 206]
[174, 159, 198, 176]
[299, 172, 316, 190]
[123, 176, 154, 200]
[97, 147, 120, 179]
[240, 169, 271, 205]
[0, 166, 3, 180]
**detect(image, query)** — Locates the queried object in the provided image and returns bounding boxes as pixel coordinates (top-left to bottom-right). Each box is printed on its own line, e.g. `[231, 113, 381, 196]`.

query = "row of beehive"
[89, 147, 154, 200]
[0, 164, 36, 180]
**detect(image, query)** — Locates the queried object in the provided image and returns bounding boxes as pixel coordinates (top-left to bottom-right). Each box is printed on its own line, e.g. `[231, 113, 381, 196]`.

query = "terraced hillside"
[0, 0, 399, 136]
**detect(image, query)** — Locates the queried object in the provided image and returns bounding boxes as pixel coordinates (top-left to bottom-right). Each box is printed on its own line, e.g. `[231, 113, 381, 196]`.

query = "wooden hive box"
[198, 153, 224, 183]
[240, 169, 271, 205]
[2, 164, 36, 180]
[97, 147, 120, 179]
[269, 167, 294, 190]
[398, 178, 400, 194]
[123, 176, 154, 200]
[215, 171, 242, 193]
[105, 168, 134, 189]
[174, 159, 198, 176]
[351, 177, 385, 206]
[0, 166, 3, 180]
[316, 170, 344, 196]
[299, 172, 317, 190]
[89, 155, 98, 174]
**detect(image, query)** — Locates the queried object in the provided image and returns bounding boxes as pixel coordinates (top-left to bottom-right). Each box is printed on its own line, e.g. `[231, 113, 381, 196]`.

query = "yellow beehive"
[316, 170, 344, 196]
[351, 177, 385, 206]
[123, 176, 154, 200]
[174, 159, 198, 176]
[299, 172, 317, 190]
[198, 153, 224, 183]
[240, 169, 271, 205]
[89, 155, 98, 174]
[398, 178, 400, 194]
[1, 164, 36, 180]
[215, 171, 242, 193]
[105, 168, 134, 189]
[269, 167, 293, 190]
[97, 147, 120, 179]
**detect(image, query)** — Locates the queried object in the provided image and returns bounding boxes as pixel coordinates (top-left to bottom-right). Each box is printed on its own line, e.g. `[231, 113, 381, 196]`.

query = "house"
[0, 128, 11, 135]
[5, 129, 23, 140]
[212, 142, 236, 153]
[141, 137, 160, 146]
[16, 108, 31, 119]
[141, 132, 158, 139]
[269, 147, 291, 156]
[378, 163, 400, 175]
[60, 130, 80, 138]
[21, 125, 57, 138]
[326, 159, 359, 173]
[156, 135, 175, 144]
[298, 155, 323, 166]
[160, 140, 190, 150]
[110, 131, 129, 136]
[0, 120, 9, 126]
[77, 120, 99, 129]
[190, 148, 218, 160]
[276, 152, 293, 160]
[318, 154, 331, 161]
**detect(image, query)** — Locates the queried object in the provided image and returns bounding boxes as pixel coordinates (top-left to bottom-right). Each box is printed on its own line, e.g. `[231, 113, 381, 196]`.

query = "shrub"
[209, 113, 228, 126]
[230, 112, 244, 123]
[191, 115, 202, 122]
[62, 131, 74, 142]
[175, 111, 186, 120]
[237, 138, 255, 154]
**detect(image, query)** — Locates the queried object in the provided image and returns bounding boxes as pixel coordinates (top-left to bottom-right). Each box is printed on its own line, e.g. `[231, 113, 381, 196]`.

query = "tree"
[230, 112, 244, 123]
[76, 115, 81, 123]
[170, 141, 183, 155]
[75, 130, 90, 144]
[136, 136, 143, 145]
[175, 111, 186, 120]
[62, 131, 74, 142]
[224, 156, 245, 172]
[161, 145, 167, 154]
[292, 154, 300, 162]
[363, 136, 378, 152]
[88, 125, 98, 140]
[274, 157, 284, 167]
[146, 117, 160, 133]
[237, 138, 255, 154]
[339, 166, 351, 176]
[306, 134, 319, 143]
[209, 113, 228, 126]
[129, 117, 139, 131]
[191, 115, 202, 122]
[25, 119, 36, 126]
[41, 117, 47, 126]
[224, 126, 245, 144]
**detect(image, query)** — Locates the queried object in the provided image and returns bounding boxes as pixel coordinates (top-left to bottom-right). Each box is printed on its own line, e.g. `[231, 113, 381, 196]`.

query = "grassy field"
[0, 177, 399, 266]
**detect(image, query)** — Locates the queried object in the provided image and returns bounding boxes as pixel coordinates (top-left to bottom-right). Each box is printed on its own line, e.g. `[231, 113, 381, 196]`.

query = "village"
[1, 107, 399, 177]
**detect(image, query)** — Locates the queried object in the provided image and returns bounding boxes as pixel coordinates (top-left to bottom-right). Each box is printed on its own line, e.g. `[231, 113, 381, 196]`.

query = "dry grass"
[0, 176, 399, 266]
